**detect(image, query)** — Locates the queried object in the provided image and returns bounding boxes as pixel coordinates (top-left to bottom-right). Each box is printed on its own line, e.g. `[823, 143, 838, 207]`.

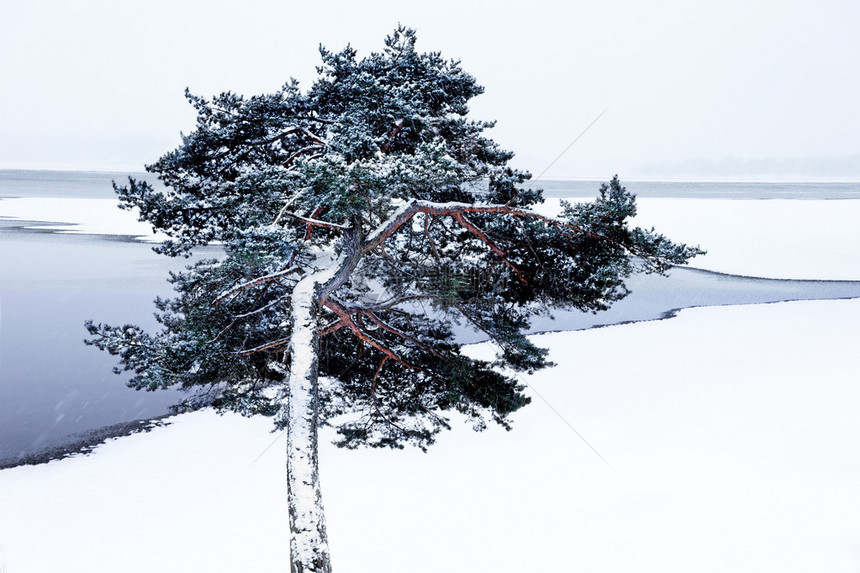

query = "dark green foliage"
[87, 27, 702, 450]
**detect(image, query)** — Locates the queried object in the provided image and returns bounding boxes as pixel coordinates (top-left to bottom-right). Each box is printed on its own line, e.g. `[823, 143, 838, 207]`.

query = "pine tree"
[86, 27, 702, 572]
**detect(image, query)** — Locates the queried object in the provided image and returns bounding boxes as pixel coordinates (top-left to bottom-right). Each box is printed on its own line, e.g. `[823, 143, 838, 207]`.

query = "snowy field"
[0, 299, 857, 573]
[0, 197, 162, 241]
[1, 197, 859, 572]
[632, 198, 860, 280]
[537, 197, 860, 280]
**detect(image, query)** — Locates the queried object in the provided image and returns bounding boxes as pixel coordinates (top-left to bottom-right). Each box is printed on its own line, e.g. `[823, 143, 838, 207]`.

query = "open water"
[1, 170, 859, 462]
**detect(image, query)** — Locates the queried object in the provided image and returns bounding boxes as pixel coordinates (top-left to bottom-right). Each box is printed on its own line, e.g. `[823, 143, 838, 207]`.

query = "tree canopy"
[87, 27, 701, 451]
[86, 27, 702, 572]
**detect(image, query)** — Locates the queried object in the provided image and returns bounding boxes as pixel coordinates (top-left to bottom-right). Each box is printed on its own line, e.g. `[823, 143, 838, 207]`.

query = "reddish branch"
[363, 311, 450, 363]
[311, 198, 616, 306]
[423, 215, 443, 263]
[214, 199, 619, 368]
[380, 120, 405, 154]
[319, 318, 345, 337]
[304, 206, 326, 239]
[452, 212, 527, 284]
[363, 200, 606, 255]
[322, 298, 418, 370]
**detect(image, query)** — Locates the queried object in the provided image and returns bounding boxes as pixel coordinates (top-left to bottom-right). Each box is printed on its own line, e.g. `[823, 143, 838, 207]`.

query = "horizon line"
[2, 166, 860, 185]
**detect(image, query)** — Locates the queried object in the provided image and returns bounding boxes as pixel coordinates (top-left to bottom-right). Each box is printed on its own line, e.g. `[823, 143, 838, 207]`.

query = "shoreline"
[0, 415, 175, 470]
[5, 289, 860, 471]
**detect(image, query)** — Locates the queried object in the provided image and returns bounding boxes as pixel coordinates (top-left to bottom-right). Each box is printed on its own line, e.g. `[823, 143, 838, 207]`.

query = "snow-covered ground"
[1, 196, 859, 572]
[633, 198, 860, 280]
[0, 198, 162, 241]
[0, 298, 858, 573]
[538, 198, 860, 280]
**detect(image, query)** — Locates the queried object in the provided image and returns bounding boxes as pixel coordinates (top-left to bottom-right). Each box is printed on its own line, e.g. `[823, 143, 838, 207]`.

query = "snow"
[632, 199, 860, 280]
[535, 198, 860, 280]
[1, 298, 858, 572]
[2, 195, 859, 571]
[0, 411, 290, 572]
[0, 198, 164, 241]
[283, 254, 342, 569]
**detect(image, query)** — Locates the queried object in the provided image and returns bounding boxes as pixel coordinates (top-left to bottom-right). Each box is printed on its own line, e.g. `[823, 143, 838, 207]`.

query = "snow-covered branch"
[214, 266, 302, 304]
[226, 337, 291, 357]
[362, 310, 450, 363]
[362, 199, 609, 257]
[451, 212, 527, 284]
[279, 210, 351, 232]
[322, 298, 418, 370]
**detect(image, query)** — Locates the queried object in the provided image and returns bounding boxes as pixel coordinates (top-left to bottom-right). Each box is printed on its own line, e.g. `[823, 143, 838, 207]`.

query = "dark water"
[527, 268, 860, 336]
[2, 170, 860, 462]
[0, 228, 221, 460]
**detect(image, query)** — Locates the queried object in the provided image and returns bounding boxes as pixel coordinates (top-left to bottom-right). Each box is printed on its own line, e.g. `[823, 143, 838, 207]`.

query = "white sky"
[1, 0, 858, 178]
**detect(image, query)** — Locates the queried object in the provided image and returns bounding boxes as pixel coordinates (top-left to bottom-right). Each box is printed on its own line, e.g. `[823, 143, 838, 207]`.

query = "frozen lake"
[1, 170, 859, 462]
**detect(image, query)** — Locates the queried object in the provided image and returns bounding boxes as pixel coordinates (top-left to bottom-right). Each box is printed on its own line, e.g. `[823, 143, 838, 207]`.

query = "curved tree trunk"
[283, 232, 363, 572]
[284, 270, 334, 573]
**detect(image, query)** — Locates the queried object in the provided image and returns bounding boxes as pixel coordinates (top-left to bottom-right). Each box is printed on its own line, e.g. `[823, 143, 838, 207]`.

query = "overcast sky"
[2, 0, 858, 179]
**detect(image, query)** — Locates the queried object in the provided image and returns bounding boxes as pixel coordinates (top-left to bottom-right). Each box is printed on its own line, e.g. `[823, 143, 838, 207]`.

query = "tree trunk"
[284, 269, 334, 573]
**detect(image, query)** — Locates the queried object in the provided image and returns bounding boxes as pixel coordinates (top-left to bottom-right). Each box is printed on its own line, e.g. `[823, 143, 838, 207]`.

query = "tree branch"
[380, 119, 405, 153]
[322, 298, 418, 370]
[282, 144, 326, 168]
[362, 310, 453, 365]
[452, 212, 527, 284]
[371, 356, 388, 414]
[363, 200, 608, 256]
[319, 318, 345, 337]
[226, 337, 291, 357]
[278, 210, 351, 232]
[214, 266, 302, 305]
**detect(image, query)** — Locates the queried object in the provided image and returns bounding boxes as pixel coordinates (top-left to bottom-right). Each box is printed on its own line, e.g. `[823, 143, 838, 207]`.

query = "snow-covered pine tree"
[86, 27, 703, 573]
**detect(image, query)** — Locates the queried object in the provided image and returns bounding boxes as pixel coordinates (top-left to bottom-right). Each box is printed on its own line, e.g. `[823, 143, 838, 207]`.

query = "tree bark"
[282, 230, 363, 572]
[284, 269, 334, 573]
